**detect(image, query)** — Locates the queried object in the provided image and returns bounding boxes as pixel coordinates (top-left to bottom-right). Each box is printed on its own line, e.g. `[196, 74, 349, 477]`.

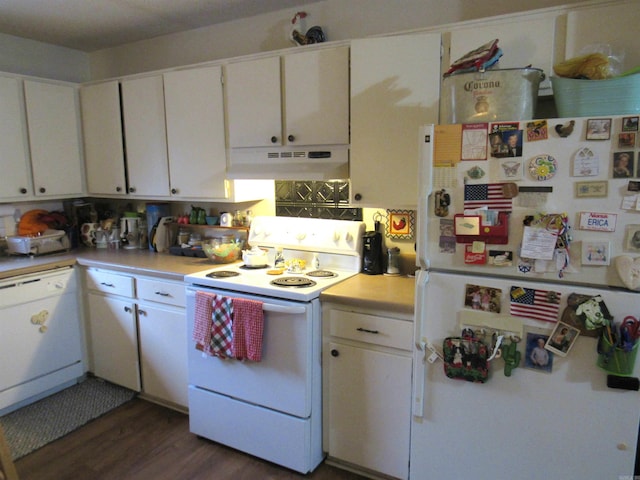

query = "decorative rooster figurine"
[290, 11, 326, 46]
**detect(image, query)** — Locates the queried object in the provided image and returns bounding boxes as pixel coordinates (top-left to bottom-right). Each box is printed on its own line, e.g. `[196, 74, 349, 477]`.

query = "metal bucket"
[440, 68, 545, 124]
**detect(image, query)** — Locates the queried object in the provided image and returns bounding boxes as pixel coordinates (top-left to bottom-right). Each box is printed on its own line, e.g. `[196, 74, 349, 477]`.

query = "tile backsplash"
[275, 180, 362, 220]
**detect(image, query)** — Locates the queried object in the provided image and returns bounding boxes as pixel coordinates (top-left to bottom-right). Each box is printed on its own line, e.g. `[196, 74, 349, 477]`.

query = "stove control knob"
[296, 232, 306, 241]
[345, 232, 353, 243]
[333, 231, 341, 242]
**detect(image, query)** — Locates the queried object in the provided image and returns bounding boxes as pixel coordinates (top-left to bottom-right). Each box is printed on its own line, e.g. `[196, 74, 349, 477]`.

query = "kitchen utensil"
[81, 223, 99, 247]
[202, 238, 241, 264]
[152, 216, 174, 253]
[120, 216, 141, 249]
[220, 212, 234, 227]
[362, 230, 383, 274]
[95, 229, 109, 248]
[242, 246, 268, 267]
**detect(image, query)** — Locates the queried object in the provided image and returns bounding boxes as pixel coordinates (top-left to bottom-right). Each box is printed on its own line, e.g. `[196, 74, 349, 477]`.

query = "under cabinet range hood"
[227, 145, 349, 180]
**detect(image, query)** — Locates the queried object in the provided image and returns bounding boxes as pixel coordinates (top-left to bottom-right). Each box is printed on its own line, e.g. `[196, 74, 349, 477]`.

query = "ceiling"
[0, 0, 321, 52]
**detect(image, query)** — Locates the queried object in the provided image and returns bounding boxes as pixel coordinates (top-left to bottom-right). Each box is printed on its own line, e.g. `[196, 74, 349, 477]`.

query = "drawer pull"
[155, 291, 170, 297]
[100, 282, 115, 288]
[356, 327, 379, 334]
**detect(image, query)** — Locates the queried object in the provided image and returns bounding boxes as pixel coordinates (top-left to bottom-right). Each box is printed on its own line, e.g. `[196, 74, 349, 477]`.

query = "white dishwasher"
[0, 267, 84, 415]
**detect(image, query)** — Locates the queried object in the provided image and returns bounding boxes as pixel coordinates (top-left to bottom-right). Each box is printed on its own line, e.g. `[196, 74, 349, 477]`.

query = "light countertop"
[321, 273, 415, 315]
[0, 248, 217, 281]
[0, 249, 416, 314]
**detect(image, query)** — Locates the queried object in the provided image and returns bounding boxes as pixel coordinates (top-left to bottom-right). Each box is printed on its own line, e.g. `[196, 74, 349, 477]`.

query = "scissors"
[620, 316, 640, 352]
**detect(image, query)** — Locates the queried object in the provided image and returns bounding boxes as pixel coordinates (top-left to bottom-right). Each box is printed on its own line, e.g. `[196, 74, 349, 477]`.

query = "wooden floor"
[14, 398, 366, 480]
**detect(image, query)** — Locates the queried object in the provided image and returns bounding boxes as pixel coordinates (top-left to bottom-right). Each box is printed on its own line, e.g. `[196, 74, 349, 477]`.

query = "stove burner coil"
[270, 277, 317, 288]
[306, 270, 338, 278]
[240, 264, 269, 270]
[206, 270, 240, 278]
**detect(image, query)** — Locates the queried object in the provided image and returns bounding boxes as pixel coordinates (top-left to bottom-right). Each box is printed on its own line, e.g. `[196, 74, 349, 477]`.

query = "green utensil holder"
[597, 334, 638, 376]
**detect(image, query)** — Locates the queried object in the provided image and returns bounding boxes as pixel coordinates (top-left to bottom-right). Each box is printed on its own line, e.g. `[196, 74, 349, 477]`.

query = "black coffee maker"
[362, 223, 384, 275]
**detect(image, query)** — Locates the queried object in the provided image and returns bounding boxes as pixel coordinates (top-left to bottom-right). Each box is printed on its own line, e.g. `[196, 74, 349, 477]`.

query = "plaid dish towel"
[232, 298, 264, 362]
[193, 291, 217, 354]
[210, 295, 234, 358]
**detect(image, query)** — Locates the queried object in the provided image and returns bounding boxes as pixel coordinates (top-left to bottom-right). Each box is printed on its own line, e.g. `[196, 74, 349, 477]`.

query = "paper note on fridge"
[520, 226, 557, 260]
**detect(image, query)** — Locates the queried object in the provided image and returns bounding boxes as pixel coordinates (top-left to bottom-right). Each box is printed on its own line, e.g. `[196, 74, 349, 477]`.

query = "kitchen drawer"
[85, 269, 134, 297]
[328, 309, 413, 351]
[137, 277, 185, 307]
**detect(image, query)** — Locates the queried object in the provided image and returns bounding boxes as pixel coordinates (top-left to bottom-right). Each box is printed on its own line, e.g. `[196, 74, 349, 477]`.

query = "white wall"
[88, 0, 588, 80]
[0, 33, 89, 82]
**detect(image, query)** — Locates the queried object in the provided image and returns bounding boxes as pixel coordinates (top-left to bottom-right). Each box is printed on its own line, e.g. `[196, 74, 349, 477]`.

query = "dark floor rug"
[0, 377, 136, 460]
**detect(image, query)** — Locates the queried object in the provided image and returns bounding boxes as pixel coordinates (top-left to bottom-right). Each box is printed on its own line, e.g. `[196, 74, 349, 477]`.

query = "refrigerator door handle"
[412, 270, 429, 418]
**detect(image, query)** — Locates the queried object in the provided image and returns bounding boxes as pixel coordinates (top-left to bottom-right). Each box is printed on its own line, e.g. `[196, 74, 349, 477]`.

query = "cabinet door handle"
[155, 291, 170, 297]
[100, 282, 115, 288]
[356, 327, 379, 334]
[124, 306, 132, 313]
[138, 309, 147, 316]
[39, 187, 46, 193]
[20, 187, 28, 194]
[270, 136, 278, 144]
[330, 349, 339, 357]
[287, 134, 295, 142]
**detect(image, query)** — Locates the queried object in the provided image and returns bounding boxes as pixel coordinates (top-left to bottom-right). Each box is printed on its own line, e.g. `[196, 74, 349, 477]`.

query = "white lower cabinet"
[86, 292, 140, 391]
[84, 268, 187, 409]
[323, 305, 413, 480]
[85, 269, 140, 391]
[136, 277, 188, 409]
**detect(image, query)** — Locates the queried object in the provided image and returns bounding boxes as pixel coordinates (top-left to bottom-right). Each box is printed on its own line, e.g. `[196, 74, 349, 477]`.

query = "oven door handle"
[262, 304, 307, 315]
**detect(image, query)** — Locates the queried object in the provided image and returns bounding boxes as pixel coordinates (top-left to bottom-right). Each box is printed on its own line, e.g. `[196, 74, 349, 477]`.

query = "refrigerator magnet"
[581, 241, 611, 266]
[578, 212, 617, 232]
[528, 154, 557, 181]
[545, 321, 580, 357]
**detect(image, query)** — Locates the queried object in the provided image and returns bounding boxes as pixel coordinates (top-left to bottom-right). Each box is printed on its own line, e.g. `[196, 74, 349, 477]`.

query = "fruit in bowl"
[202, 239, 242, 264]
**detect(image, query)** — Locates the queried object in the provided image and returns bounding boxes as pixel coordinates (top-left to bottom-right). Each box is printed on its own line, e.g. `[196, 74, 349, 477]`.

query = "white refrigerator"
[411, 116, 640, 480]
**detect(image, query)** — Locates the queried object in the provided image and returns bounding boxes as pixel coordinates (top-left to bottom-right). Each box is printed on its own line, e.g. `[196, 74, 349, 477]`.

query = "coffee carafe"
[362, 222, 384, 275]
[120, 216, 141, 249]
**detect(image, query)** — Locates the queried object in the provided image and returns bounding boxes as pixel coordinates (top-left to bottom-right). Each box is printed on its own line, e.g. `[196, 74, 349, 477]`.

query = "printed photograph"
[464, 284, 502, 313]
[618, 132, 636, 148]
[612, 151, 634, 178]
[622, 116, 639, 132]
[586, 118, 611, 140]
[545, 321, 580, 357]
[523, 331, 553, 373]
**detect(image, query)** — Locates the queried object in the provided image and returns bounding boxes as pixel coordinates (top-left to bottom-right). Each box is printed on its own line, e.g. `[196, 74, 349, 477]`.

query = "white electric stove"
[184, 216, 365, 474]
[185, 216, 365, 301]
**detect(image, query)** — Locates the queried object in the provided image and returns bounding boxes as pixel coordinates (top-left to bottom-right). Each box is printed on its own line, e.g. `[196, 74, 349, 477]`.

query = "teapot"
[242, 246, 268, 267]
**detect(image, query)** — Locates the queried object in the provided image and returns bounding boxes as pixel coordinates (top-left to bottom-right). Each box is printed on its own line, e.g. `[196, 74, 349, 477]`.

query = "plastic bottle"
[312, 253, 320, 270]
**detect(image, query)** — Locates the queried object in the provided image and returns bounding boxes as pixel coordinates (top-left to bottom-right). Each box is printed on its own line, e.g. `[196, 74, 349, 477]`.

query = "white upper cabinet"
[80, 81, 127, 196]
[350, 33, 442, 209]
[164, 65, 228, 199]
[446, 13, 559, 93]
[226, 46, 349, 148]
[564, 0, 640, 75]
[226, 56, 281, 148]
[283, 47, 349, 146]
[0, 76, 32, 200]
[121, 75, 170, 197]
[24, 81, 84, 198]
